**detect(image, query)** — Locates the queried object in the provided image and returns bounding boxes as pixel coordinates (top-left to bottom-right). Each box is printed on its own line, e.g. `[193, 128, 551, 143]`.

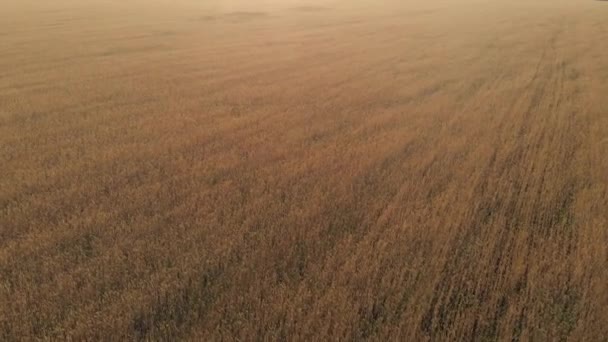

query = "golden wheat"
[1, 0, 607, 340]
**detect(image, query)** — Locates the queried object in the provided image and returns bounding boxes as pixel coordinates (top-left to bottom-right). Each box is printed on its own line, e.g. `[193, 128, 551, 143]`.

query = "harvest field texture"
[1, 0, 608, 340]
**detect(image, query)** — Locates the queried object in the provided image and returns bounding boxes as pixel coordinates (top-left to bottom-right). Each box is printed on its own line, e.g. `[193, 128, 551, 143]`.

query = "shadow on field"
[197, 11, 272, 23]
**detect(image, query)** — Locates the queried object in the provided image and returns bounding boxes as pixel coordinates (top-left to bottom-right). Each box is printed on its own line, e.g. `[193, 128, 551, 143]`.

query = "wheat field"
[1, 0, 607, 340]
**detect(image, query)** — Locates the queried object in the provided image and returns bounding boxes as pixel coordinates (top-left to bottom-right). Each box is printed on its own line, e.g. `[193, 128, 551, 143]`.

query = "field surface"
[1, 0, 608, 340]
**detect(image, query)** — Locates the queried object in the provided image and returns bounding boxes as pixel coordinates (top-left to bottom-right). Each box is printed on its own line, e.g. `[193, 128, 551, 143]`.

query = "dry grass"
[1, 0, 608, 340]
